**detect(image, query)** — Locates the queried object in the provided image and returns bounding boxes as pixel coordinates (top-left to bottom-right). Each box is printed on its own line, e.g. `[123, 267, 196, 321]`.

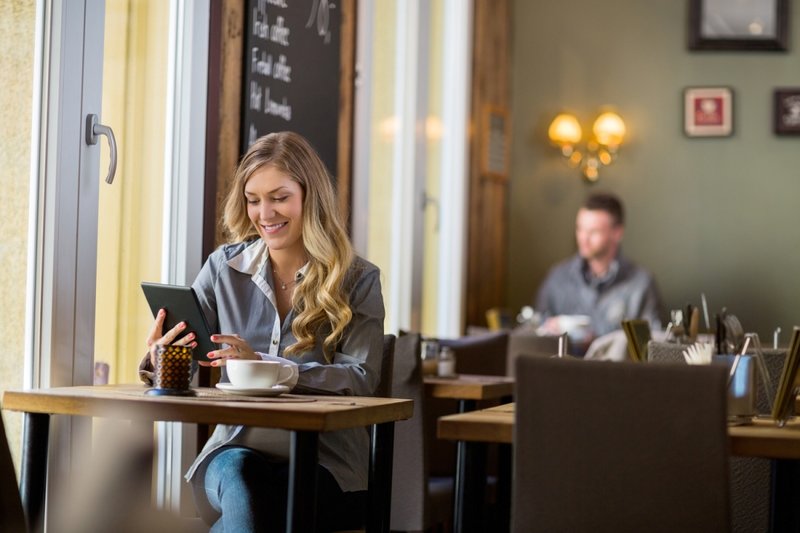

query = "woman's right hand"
[145, 308, 198, 367]
[202, 334, 259, 367]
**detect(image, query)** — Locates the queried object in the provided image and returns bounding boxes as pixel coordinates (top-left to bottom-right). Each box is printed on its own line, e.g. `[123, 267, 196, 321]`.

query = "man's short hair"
[582, 192, 624, 226]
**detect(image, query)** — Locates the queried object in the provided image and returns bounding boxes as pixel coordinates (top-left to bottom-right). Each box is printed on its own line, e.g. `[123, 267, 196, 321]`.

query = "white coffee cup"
[226, 359, 295, 389]
[557, 314, 592, 343]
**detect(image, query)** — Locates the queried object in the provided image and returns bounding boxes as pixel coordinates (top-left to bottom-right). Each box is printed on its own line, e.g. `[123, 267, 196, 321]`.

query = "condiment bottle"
[437, 346, 456, 377]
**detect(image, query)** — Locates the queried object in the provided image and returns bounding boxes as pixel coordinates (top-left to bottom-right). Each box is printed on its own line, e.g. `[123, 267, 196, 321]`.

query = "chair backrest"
[439, 330, 509, 376]
[0, 409, 26, 532]
[374, 334, 396, 398]
[506, 328, 561, 377]
[390, 332, 431, 532]
[513, 357, 731, 533]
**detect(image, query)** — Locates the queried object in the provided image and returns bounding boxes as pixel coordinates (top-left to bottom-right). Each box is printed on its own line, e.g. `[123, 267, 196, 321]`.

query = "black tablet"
[141, 282, 218, 361]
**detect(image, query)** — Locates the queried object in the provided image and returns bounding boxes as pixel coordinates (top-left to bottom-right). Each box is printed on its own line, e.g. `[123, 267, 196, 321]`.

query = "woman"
[140, 132, 385, 532]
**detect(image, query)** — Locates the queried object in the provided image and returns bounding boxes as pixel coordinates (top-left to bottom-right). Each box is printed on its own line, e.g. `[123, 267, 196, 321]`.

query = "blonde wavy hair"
[222, 132, 354, 361]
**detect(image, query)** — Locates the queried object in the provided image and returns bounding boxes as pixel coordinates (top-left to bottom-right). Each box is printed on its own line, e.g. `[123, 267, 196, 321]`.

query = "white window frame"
[26, 0, 106, 526]
[26, 0, 210, 516]
[389, 0, 429, 334]
[157, 0, 210, 513]
[436, 0, 472, 337]
[351, 0, 472, 338]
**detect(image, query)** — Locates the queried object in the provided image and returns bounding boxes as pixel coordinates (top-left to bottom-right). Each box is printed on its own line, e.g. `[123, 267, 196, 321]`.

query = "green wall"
[508, 0, 800, 342]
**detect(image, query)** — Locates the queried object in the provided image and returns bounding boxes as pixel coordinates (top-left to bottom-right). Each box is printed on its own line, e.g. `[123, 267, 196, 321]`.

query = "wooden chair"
[439, 330, 509, 376]
[390, 332, 453, 532]
[506, 328, 561, 377]
[0, 409, 26, 532]
[375, 334, 396, 397]
[513, 357, 731, 532]
[321, 334, 397, 533]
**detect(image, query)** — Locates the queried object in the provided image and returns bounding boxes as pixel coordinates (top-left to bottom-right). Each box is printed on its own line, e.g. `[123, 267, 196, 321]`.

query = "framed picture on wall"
[684, 87, 733, 137]
[689, 0, 788, 51]
[774, 89, 800, 135]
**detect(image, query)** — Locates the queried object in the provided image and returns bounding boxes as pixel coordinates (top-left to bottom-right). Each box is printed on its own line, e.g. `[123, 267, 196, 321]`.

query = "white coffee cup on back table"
[226, 359, 296, 389]
[557, 314, 593, 343]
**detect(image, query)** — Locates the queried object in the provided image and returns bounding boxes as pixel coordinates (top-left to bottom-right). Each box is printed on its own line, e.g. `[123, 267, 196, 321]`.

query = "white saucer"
[215, 383, 290, 397]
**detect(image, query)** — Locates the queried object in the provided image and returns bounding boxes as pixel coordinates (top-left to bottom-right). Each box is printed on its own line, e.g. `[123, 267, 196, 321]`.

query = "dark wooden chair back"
[374, 334, 396, 398]
[513, 357, 731, 532]
[390, 332, 452, 532]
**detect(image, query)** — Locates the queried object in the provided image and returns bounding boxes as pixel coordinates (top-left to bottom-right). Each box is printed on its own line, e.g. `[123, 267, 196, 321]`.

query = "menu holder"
[622, 319, 652, 362]
[770, 326, 800, 425]
[742, 332, 775, 411]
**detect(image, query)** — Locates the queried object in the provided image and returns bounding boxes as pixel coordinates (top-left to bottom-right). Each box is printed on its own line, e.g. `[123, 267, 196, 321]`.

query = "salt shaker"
[421, 339, 439, 376]
[437, 346, 456, 377]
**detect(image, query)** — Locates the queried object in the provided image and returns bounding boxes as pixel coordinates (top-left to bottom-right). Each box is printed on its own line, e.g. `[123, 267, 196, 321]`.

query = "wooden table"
[438, 402, 515, 444]
[438, 403, 800, 533]
[424, 374, 514, 532]
[439, 403, 800, 453]
[2, 384, 413, 533]
[424, 374, 514, 413]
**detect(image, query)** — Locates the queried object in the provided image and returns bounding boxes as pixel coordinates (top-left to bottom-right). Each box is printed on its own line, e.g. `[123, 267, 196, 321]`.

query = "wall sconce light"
[547, 111, 626, 182]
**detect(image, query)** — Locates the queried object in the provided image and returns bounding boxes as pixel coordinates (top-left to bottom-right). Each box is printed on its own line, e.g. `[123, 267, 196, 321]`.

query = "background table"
[438, 403, 800, 533]
[3, 384, 413, 533]
[424, 374, 514, 412]
[424, 374, 514, 532]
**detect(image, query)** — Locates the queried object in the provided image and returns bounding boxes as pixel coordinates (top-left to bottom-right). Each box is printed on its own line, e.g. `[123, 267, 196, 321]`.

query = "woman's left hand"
[202, 334, 259, 367]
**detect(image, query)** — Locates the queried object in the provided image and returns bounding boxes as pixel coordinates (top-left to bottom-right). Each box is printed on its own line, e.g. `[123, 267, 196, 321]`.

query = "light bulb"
[548, 113, 582, 145]
[593, 112, 626, 147]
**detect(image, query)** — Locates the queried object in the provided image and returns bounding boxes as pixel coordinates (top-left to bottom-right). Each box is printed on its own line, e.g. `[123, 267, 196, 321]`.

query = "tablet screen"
[141, 282, 218, 361]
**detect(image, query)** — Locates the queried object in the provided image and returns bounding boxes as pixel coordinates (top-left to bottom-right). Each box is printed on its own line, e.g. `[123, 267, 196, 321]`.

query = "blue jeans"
[191, 446, 366, 532]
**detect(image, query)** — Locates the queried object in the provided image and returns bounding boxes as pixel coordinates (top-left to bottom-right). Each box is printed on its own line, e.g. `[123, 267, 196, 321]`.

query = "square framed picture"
[684, 87, 733, 137]
[688, 0, 788, 51]
[774, 88, 800, 135]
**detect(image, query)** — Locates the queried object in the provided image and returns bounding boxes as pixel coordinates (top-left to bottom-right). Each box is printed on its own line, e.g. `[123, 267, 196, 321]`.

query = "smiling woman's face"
[244, 165, 305, 256]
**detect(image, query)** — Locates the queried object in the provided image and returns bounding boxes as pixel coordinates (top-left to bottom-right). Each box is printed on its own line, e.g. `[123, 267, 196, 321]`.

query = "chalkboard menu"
[242, 0, 347, 180]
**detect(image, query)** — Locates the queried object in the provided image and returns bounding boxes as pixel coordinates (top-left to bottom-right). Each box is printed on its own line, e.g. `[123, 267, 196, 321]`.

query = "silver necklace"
[272, 269, 296, 291]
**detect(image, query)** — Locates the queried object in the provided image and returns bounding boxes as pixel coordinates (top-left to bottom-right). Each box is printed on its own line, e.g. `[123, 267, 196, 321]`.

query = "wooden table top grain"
[424, 374, 514, 401]
[2, 384, 414, 432]
[437, 402, 800, 459]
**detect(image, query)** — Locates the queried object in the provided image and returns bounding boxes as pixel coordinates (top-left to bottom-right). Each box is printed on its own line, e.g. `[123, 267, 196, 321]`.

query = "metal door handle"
[85, 114, 117, 184]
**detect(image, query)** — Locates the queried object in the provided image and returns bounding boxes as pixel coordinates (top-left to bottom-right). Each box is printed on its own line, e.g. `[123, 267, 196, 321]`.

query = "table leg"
[458, 399, 477, 414]
[287, 431, 319, 533]
[453, 440, 487, 533]
[367, 422, 395, 533]
[770, 458, 800, 532]
[20, 413, 49, 533]
[498, 395, 514, 531]
[497, 443, 512, 533]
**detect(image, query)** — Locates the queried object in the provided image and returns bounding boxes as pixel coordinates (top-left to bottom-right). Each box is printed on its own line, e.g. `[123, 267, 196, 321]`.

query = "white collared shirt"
[186, 239, 385, 491]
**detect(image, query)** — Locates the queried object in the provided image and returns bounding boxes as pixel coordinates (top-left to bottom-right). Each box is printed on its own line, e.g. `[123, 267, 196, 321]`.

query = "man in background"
[535, 192, 662, 350]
